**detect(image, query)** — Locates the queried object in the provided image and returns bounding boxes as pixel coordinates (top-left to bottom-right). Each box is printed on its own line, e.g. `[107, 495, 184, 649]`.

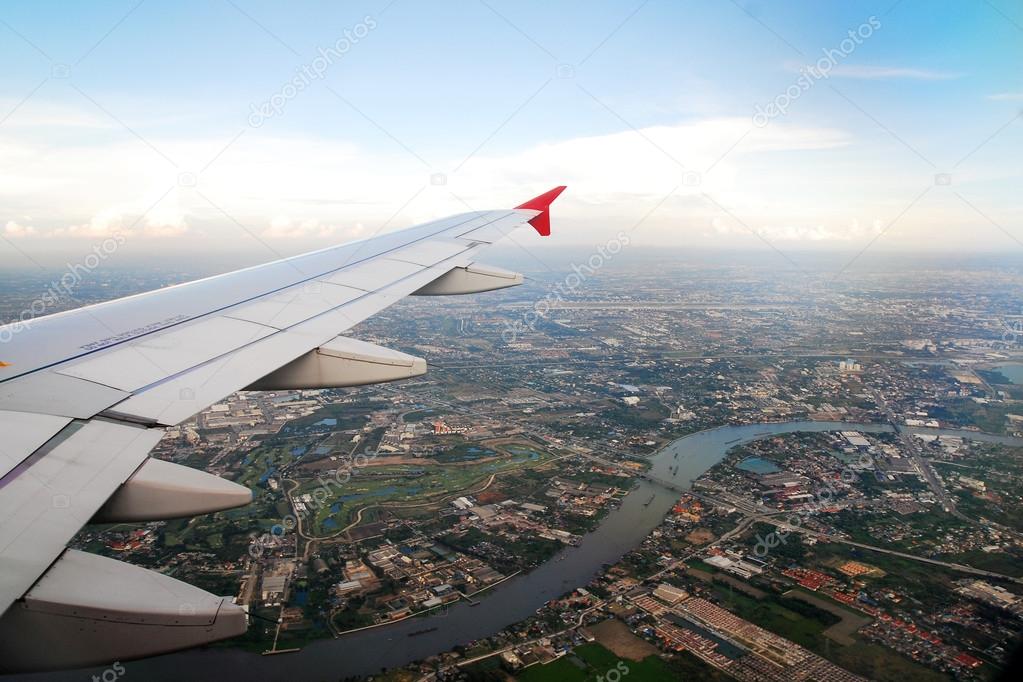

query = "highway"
[760, 515, 1023, 584]
[681, 484, 1023, 583]
[641, 480, 1023, 585]
[869, 388, 962, 517]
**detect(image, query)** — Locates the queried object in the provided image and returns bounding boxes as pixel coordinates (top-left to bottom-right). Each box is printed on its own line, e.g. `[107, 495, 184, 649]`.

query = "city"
[6, 253, 1020, 681]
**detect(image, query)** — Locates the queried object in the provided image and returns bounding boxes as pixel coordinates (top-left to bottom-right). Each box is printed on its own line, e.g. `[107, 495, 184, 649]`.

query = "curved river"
[17, 421, 1023, 682]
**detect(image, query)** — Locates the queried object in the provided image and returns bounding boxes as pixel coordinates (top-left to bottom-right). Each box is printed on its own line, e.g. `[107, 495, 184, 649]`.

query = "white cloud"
[7, 100, 1011, 253]
[1, 110, 853, 245]
[262, 217, 366, 240]
[3, 220, 36, 237]
[0, 100, 115, 130]
[433, 117, 849, 212]
[711, 217, 884, 242]
[50, 197, 191, 239]
[987, 92, 1023, 101]
[825, 65, 959, 80]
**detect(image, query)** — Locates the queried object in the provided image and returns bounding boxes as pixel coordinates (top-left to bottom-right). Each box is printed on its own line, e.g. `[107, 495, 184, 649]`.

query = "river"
[13, 421, 1023, 682]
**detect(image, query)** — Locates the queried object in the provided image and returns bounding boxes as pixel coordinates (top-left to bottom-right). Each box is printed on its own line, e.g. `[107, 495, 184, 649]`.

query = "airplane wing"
[0, 186, 566, 672]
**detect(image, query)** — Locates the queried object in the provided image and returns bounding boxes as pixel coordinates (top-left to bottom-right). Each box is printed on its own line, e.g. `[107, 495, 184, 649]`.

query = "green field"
[830, 642, 950, 682]
[292, 442, 556, 535]
[930, 398, 1017, 435]
[515, 643, 724, 682]
[402, 409, 438, 422]
[710, 584, 837, 650]
[433, 441, 498, 462]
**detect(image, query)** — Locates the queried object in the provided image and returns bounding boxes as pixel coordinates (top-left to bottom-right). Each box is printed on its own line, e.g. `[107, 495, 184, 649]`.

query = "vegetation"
[514, 643, 710, 682]
[710, 584, 838, 651]
[930, 398, 1016, 434]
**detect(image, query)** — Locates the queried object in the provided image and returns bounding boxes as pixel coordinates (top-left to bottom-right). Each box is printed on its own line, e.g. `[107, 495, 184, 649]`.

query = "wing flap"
[0, 411, 72, 479]
[387, 238, 469, 266]
[0, 420, 164, 615]
[320, 257, 425, 291]
[0, 372, 130, 419]
[223, 281, 363, 329]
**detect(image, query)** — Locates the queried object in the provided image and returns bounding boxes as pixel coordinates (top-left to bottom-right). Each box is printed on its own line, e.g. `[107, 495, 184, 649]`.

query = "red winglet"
[516, 185, 566, 236]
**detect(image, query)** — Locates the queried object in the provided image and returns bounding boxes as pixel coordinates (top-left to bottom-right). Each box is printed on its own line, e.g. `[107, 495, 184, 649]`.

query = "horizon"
[4, 241, 1023, 274]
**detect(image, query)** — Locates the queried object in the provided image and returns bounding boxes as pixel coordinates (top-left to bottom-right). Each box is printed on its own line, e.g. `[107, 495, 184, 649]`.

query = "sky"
[0, 0, 1021, 267]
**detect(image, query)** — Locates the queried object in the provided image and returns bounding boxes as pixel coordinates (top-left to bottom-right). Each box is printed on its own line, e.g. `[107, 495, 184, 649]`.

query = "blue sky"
[1, 0, 1021, 264]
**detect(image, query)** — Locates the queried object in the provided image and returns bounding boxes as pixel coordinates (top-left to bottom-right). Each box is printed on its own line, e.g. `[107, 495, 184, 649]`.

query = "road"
[760, 515, 1023, 584]
[653, 482, 1023, 585]
[869, 390, 1023, 542]
[431, 350, 962, 370]
[870, 388, 962, 516]
[391, 384, 1022, 583]
[414, 600, 605, 682]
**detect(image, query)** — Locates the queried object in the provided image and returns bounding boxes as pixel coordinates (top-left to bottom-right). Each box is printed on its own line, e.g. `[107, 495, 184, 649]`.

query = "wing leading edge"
[0, 186, 565, 671]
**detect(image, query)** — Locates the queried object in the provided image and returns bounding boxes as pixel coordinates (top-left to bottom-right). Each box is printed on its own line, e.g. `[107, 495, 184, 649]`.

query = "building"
[959, 476, 986, 492]
[841, 431, 871, 450]
[261, 575, 287, 604]
[653, 583, 688, 605]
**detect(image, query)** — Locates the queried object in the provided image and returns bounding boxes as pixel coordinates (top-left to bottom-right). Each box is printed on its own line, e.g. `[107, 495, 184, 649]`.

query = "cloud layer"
[0, 99, 860, 248]
[0, 93, 1017, 257]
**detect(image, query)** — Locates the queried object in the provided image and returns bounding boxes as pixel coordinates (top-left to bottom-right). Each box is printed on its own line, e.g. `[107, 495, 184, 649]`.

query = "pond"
[990, 363, 1023, 385]
[736, 456, 781, 474]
